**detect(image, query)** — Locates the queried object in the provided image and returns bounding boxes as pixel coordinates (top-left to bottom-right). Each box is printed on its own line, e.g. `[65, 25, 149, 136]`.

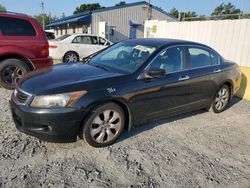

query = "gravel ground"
[0, 88, 250, 188]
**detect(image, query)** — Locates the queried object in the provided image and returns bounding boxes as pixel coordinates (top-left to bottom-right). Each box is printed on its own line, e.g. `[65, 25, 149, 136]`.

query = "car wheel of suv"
[0, 59, 30, 90]
[83, 103, 125, 147]
[63, 52, 79, 62]
[211, 85, 230, 113]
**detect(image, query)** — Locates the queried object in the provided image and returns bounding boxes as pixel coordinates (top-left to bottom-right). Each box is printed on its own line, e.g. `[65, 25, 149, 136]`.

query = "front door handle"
[178, 75, 190, 81]
[214, 68, 221, 73]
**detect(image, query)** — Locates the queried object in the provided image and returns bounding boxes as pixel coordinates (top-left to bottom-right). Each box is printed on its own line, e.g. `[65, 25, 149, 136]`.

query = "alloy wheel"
[214, 87, 229, 111]
[90, 109, 122, 144]
[66, 53, 78, 62]
[2, 65, 25, 85]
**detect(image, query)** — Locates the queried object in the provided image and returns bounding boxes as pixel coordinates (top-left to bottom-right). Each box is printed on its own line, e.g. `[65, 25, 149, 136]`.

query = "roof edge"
[47, 1, 177, 26]
[92, 1, 177, 20]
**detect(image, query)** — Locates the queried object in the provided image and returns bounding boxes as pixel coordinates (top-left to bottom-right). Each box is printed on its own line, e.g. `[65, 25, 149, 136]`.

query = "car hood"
[19, 62, 123, 95]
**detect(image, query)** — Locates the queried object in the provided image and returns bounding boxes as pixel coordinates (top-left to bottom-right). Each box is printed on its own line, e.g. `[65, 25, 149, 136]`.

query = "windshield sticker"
[134, 45, 153, 52]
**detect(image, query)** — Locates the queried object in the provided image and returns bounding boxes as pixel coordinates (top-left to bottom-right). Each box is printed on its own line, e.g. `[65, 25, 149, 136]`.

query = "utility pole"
[178, 12, 181, 20]
[41, 1, 45, 30]
[239, 0, 243, 19]
[147, 0, 151, 20]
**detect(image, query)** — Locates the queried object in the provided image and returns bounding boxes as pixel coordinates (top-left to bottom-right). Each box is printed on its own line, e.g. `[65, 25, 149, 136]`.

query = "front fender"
[77, 95, 133, 131]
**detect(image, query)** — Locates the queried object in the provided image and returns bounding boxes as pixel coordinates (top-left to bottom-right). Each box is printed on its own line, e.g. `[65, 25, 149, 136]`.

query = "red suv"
[0, 12, 53, 89]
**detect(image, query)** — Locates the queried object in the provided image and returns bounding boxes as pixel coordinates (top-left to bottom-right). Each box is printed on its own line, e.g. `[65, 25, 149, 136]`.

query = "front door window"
[149, 46, 186, 73]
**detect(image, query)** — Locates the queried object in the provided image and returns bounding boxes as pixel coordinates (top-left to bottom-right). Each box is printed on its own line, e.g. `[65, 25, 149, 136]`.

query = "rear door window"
[72, 36, 81, 43]
[188, 47, 219, 69]
[0, 17, 36, 36]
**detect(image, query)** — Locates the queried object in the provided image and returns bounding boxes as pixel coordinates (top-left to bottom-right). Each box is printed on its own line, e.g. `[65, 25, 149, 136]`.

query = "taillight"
[49, 45, 58, 48]
[40, 42, 49, 57]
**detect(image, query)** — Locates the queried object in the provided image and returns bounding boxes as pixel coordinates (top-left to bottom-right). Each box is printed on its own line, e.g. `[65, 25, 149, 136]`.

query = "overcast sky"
[1, 0, 250, 17]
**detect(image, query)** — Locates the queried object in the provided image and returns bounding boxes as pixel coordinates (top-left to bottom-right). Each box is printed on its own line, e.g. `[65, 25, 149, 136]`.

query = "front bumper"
[10, 100, 86, 143]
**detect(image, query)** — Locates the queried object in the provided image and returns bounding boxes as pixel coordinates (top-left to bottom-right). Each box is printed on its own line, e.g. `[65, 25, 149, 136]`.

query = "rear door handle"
[214, 68, 221, 73]
[178, 75, 190, 81]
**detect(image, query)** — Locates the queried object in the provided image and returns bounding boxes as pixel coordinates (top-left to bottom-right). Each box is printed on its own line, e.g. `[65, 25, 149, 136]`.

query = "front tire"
[211, 85, 230, 113]
[0, 59, 29, 90]
[63, 52, 79, 62]
[83, 103, 125, 147]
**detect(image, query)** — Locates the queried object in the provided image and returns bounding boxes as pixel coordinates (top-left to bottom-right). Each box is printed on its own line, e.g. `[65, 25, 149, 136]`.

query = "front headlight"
[30, 91, 87, 108]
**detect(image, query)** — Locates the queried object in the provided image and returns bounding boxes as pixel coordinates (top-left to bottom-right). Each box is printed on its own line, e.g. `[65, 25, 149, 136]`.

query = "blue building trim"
[129, 20, 142, 26]
[47, 15, 91, 27]
[47, 11, 92, 27]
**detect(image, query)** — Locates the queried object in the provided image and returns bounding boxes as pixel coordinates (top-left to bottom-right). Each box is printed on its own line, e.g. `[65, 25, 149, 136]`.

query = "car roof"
[64, 33, 112, 42]
[124, 38, 211, 49]
[69, 33, 101, 37]
[0, 12, 33, 19]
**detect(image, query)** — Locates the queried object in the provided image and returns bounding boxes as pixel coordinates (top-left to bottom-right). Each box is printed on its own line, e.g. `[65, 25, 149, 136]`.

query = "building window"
[82, 25, 87, 33]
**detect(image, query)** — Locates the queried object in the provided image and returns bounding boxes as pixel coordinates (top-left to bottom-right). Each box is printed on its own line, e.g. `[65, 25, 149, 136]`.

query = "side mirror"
[143, 68, 165, 79]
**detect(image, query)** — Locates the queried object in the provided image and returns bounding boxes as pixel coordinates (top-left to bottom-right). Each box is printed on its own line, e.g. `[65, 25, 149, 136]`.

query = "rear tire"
[82, 103, 125, 147]
[63, 52, 79, 62]
[210, 85, 230, 113]
[0, 59, 30, 90]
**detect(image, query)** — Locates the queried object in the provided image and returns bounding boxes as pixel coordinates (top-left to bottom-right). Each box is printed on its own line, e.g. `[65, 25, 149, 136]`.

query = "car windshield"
[54, 34, 71, 41]
[88, 42, 156, 74]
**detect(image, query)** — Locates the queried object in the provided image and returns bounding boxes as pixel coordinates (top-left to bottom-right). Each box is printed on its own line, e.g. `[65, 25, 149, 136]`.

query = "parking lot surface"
[0, 88, 250, 187]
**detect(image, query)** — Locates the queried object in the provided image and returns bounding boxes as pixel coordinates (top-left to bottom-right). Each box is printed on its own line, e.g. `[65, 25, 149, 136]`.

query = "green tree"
[196, 15, 207, 21]
[169, 8, 198, 21]
[169, 8, 179, 18]
[34, 13, 57, 28]
[183, 11, 198, 19]
[73, 3, 103, 14]
[0, 4, 6, 12]
[211, 3, 241, 19]
[116, 1, 126, 6]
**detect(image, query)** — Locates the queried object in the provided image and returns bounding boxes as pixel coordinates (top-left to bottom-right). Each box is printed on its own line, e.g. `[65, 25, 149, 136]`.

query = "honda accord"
[10, 39, 241, 147]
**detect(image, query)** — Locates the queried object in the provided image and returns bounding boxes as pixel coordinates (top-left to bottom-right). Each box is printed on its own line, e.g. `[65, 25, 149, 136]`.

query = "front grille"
[13, 88, 32, 105]
[16, 90, 28, 103]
